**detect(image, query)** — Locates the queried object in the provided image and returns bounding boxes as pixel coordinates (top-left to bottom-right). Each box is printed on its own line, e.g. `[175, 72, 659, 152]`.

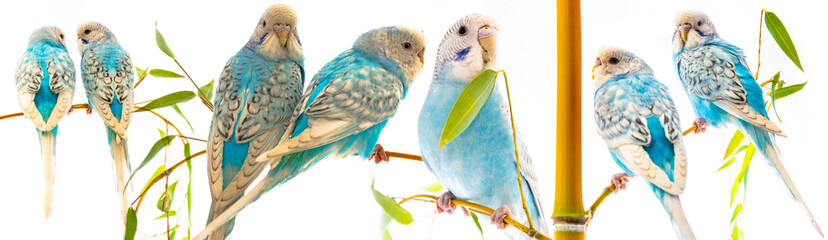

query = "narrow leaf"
[378, 212, 392, 239]
[125, 135, 177, 187]
[422, 182, 443, 192]
[731, 144, 756, 205]
[184, 142, 192, 239]
[380, 230, 392, 240]
[199, 81, 214, 101]
[773, 82, 806, 100]
[136, 91, 196, 112]
[470, 212, 484, 238]
[149, 69, 185, 78]
[136, 67, 148, 79]
[155, 22, 175, 58]
[139, 166, 167, 200]
[716, 157, 736, 172]
[157, 181, 178, 212]
[155, 210, 178, 220]
[769, 72, 782, 122]
[764, 11, 803, 71]
[439, 69, 498, 148]
[723, 130, 745, 160]
[124, 208, 137, 240]
[732, 224, 740, 240]
[731, 203, 743, 223]
[171, 104, 194, 132]
[372, 183, 413, 225]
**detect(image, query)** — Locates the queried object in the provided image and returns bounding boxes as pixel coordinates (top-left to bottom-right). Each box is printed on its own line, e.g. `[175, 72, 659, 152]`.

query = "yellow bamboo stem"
[552, 0, 586, 239]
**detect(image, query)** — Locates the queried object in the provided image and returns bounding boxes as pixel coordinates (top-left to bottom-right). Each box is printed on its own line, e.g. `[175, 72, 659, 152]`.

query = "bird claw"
[369, 144, 389, 164]
[490, 205, 512, 230]
[436, 191, 468, 216]
[85, 107, 93, 115]
[693, 118, 709, 133]
[611, 172, 632, 194]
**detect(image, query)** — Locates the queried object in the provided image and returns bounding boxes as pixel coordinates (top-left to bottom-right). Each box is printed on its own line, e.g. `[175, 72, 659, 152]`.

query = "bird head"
[77, 21, 115, 54]
[434, 13, 499, 82]
[252, 3, 303, 62]
[592, 46, 652, 88]
[672, 9, 717, 54]
[353, 26, 426, 87]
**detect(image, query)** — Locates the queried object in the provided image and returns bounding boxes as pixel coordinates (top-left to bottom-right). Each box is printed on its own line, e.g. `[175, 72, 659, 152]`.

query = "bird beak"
[418, 48, 425, 65]
[677, 23, 691, 42]
[478, 25, 497, 63]
[592, 58, 601, 79]
[274, 23, 291, 47]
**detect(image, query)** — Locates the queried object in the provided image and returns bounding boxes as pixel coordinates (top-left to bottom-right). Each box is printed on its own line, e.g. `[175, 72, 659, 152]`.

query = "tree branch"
[132, 150, 206, 212]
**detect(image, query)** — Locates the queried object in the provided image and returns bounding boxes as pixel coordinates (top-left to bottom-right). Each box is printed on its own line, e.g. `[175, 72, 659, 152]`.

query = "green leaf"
[439, 69, 498, 148]
[372, 183, 413, 225]
[723, 130, 745, 160]
[171, 104, 194, 132]
[136, 67, 148, 79]
[124, 207, 137, 240]
[157, 181, 178, 212]
[470, 212, 484, 238]
[764, 11, 803, 71]
[125, 135, 177, 187]
[731, 203, 743, 223]
[769, 72, 782, 122]
[716, 157, 736, 172]
[773, 82, 806, 100]
[732, 224, 740, 240]
[199, 81, 214, 101]
[149, 69, 185, 78]
[184, 142, 192, 240]
[730, 144, 756, 205]
[155, 210, 178, 220]
[139, 166, 167, 201]
[136, 91, 196, 112]
[380, 230, 392, 240]
[158, 128, 166, 138]
[422, 182, 443, 192]
[155, 22, 175, 59]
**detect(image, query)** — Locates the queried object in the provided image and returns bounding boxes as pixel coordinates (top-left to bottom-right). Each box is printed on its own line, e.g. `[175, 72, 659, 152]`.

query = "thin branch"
[682, 123, 698, 136]
[133, 106, 188, 146]
[399, 194, 551, 240]
[755, 10, 765, 80]
[585, 178, 621, 226]
[133, 150, 206, 212]
[173, 59, 214, 112]
[498, 70, 535, 230]
[386, 151, 422, 161]
[134, 65, 150, 89]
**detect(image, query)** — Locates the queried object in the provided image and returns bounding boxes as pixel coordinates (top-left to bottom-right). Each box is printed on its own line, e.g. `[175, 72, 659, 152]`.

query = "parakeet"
[15, 26, 76, 219]
[592, 46, 694, 240]
[77, 21, 134, 222]
[417, 14, 547, 238]
[672, 9, 822, 235]
[204, 4, 304, 240]
[195, 25, 425, 240]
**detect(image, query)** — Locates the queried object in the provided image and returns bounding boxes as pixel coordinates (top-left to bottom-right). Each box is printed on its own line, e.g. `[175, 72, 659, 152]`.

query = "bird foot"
[85, 107, 93, 115]
[611, 172, 632, 194]
[369, 144, 389, 164]
[693, 118, 709, 133]
[490, 205, 512, 230]
[436, 191, 468, 216]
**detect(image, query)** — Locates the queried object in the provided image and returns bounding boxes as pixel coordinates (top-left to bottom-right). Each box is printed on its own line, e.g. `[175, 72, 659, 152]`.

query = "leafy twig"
[132, 150, 206, 212]
[497, 70, 535, 230]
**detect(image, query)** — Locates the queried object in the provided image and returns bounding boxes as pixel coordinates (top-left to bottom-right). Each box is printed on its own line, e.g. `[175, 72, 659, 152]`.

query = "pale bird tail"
[109, 135, 130, 224]
[195, 177, 274, 240]
[740, 122, 823, 236]
[661, 194, 696, 240]
[38, 130, 56, 219]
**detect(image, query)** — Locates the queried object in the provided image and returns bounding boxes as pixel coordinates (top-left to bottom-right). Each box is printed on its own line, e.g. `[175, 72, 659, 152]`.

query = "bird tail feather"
[196, 177, 274, 240]
[38, 129, 56, 219]
[108, 129, 130, 224]
[739, 122, 823, 236]
[660, 193, 696, 240]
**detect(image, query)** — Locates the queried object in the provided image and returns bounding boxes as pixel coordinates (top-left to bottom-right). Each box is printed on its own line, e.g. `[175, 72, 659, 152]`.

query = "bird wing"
[81, 44, 134, 140]
[594, 74, 685, 195]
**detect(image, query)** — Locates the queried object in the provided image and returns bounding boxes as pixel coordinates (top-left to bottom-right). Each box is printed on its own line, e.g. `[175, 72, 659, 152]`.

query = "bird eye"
[697, 21, 703, 26]
[263, 21, 266, 27]
[84, 29, 90, 34]
[458, 26, 467, 35]
[609, 57, 619, 64]
[59, 34, 64, 39]
[402, 42, 412, 50]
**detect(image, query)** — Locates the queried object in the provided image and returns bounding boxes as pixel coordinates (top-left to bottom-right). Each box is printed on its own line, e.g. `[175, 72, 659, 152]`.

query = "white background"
[0, 0, 825, 239]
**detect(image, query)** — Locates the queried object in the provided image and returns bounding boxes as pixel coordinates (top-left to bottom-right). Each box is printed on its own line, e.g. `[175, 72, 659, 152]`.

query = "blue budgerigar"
[418, 14, 547, 238]
[15, 26, 76, 219]
[671, 9, 821, 235]
[205, 4, 305, 240]
[77, 21, 134, 222]
[195, 25, 425, 240]
[592, 46, 694, 240]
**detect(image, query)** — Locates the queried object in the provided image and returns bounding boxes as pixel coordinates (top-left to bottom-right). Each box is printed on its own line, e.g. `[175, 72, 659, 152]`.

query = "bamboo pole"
[552, 0, 587, 239]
